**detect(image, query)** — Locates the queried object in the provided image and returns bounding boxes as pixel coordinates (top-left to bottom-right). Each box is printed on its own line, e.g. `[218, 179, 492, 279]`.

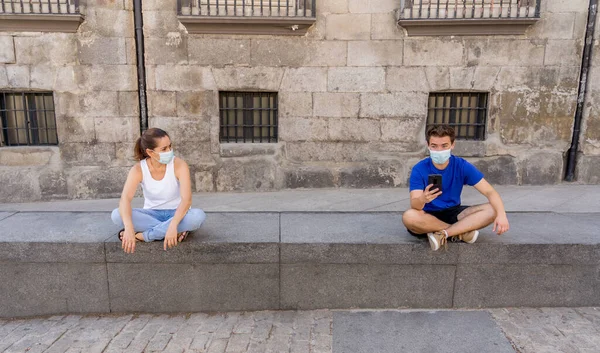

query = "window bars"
[399, 0, 541, 20]
[178, 0, 316, 18]
[0, 92, 58, 147]
[219, 92, 278, 143]
[427, 92, 488, 140]
[0, 0, 80, 14]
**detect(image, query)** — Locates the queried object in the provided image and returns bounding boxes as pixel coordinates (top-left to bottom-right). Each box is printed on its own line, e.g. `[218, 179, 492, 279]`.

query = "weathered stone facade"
[0, 0, 596, 202]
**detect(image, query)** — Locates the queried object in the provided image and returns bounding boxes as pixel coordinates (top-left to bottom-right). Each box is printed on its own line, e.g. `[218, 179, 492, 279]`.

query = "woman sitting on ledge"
[111, 128, 206, 254]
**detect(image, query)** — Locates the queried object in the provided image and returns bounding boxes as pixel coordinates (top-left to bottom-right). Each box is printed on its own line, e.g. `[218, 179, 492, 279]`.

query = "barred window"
[180, 0, 314, 17]
[0, 92, 58, 147]
[219, 92, 278, 143]
[0, 0, 80, 14]
[427, 92, 488, 140]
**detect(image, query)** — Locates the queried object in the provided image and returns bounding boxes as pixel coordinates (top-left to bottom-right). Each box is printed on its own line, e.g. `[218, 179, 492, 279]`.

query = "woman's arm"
[119, 164, 142, 253]
[164, 157, 193, 250]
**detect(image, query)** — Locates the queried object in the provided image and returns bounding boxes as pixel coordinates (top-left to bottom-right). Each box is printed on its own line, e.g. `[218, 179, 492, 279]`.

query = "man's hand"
[493, 214, 510, 235]
[164, 225, 178, 250]
[421, 184, 442, 204]
[122, 228, 136, 254]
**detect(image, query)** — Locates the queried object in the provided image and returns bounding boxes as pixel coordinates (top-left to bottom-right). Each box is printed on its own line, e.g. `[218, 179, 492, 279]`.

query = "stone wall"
[143, 0, 588, 192]
[0, 0, 137, 202]
[0, 0, 594, 202]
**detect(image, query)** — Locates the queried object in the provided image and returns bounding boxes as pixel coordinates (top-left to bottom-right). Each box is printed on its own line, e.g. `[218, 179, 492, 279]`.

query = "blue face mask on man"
[429, 148, 451, 164]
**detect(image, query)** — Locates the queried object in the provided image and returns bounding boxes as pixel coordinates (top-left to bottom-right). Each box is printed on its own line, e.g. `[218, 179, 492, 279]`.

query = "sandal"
[118, 229, 143, 242]
[177, 231, 189, 243]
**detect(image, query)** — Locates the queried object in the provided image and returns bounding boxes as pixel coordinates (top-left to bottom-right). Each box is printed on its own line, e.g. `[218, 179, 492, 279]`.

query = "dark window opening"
[0, 92, 58, 147]
[219, 91, 278, 143]
[427, 92, 488, 141]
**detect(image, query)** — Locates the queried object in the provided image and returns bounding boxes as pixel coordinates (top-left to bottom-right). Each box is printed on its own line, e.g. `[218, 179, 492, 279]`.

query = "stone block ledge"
[178, 16, 316, 35]
[0, 14, 83, 33]
[0, 211, 598, 317]
[397, 18, 539, 36]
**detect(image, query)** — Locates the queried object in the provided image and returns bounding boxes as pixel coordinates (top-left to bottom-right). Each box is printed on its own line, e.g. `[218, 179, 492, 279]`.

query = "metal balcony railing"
[399, 0, 541, 20]
[177, 0, 316, 18]
[0, 0, 80, 14]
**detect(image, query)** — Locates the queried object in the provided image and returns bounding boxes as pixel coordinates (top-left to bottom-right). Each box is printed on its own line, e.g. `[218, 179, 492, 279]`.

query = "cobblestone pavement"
[490, 307, 600, 353]
[1, 308, 599, 353]
[0, 311, 332, 353]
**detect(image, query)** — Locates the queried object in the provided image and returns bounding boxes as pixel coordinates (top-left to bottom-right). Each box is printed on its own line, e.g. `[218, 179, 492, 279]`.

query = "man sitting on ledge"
[402, 125, 510, 251]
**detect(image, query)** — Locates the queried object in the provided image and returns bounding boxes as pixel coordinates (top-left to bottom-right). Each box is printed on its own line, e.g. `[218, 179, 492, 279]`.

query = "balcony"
[397, 0, 541, 36]
[177, 0, 316, 35]
[0, 0, 83, 32]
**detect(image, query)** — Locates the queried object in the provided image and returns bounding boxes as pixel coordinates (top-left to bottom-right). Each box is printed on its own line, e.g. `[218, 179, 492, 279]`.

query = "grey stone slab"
[0, 198, 140, 212]
[107, 263, 279, 312]
[281, 243, 458, 265]
[475, 212, 600, 244]
[0, 185, 598, 213]
[105, 212, 279, 263]
[281, 213, 408, 244]
[0, 242, 106, 263]
[0, 212, 118, 243]
[454, 264, 600, 308]
[280, 264, 455, 309]
[362, 201, 406, 212]
[105, 241, 278, 264]
[195, 213, 279, 243]
[459, 243, 600, 265]
[333, 311, 514, 353]
[0, 212, 15, 221]
[503, 189, 588, 212]
[0, 263, 110, 318]
[559, 190, 600, 212]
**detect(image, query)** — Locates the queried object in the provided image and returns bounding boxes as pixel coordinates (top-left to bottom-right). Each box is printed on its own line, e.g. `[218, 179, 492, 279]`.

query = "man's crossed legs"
[402, 203, 496, 251]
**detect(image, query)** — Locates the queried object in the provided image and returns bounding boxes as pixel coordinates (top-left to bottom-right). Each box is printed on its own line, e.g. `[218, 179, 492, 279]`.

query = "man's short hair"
[426, 125, 456, 144]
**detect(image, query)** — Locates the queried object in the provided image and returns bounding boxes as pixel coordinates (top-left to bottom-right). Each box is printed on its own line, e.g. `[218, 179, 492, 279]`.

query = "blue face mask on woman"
[155, 150, 174, 164]
[429, 148, 451, 164]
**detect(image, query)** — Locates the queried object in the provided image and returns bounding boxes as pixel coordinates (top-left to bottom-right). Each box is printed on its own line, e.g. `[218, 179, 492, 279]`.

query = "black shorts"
[407, 205, 470, 238]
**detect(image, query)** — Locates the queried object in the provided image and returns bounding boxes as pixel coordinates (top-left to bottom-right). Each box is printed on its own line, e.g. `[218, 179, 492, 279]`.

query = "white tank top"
[140, 158, 181, 210]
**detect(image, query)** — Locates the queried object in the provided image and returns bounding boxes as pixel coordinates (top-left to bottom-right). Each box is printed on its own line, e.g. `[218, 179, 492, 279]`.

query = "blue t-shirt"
[409, 155, 484, 212]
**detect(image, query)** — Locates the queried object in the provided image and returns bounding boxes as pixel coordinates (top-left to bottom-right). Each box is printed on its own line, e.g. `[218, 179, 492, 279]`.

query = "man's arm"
[473, 178, 510, 234]
[410, 184, 441, 211]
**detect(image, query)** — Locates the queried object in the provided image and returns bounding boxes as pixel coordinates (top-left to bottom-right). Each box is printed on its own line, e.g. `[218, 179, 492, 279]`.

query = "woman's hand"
[122, 228, 137, 254]
[164, 225, 178, 250]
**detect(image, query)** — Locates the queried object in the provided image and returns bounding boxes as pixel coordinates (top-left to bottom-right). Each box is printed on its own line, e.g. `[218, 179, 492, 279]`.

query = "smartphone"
[428, 174, 442, 192]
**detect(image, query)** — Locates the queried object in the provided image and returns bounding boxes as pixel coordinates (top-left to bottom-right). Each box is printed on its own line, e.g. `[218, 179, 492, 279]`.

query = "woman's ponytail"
[134, 137, 146, 161]
[133, 128, 169, 161]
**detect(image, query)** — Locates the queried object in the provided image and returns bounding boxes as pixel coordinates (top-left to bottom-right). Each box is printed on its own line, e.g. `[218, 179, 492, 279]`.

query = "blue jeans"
[111, 208, 206, 242]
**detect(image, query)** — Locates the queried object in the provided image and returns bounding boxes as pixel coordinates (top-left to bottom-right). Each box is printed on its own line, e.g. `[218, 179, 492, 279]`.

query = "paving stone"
[333, 311, 514, 353]
[491, 307, 600, 353]
[3, 309, 600, 353]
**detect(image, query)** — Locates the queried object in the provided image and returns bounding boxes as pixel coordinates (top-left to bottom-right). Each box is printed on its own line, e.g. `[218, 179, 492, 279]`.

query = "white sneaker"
[458, 230, 479, 244]
[427, 230, 447, 251]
